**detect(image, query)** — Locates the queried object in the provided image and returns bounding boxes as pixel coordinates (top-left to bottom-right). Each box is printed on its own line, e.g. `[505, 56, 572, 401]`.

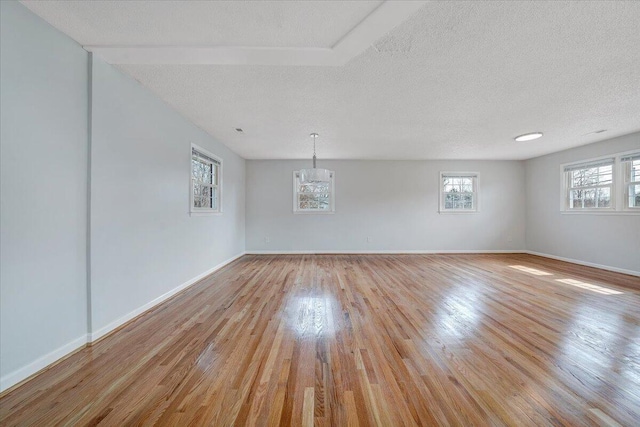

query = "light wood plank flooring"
[1, 254, 639, 426]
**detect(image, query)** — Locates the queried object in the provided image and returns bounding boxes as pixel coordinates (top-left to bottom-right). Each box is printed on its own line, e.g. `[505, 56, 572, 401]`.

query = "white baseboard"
[89, 251, 246, 342]
[248, 250, 640, 277]
[0, 252, 246, 393]
[0, 334, 87, 393]
[246, 250, 525, 255]
[524, 250, 640, 277]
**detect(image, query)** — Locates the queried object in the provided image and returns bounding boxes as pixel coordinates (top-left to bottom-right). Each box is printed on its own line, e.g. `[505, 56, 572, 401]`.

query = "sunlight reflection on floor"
[288, 296, 335, 338]
[555, 279, 623, 295]
[509, 265, 553, 276]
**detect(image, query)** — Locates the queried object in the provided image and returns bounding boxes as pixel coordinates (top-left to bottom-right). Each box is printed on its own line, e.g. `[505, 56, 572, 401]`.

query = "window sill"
[293, 210, 335, 215]
[190, 211, 223, 217]
[560, 210, 639, 215]
[438, 210, 479, 214]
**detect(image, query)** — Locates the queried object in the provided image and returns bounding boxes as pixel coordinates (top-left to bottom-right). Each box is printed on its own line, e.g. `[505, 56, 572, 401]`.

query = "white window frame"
[621, 152, 640, 211]
[293, 170, 335, 214]
[560, 150, 640, 215]
[561, 156, 615, 212]
[439, 172, 479, 213]
[190, 143, 222, 216]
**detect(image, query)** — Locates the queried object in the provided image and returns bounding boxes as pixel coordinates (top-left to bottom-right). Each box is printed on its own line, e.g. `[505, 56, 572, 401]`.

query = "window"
[563, 158, 614, 210]
[560, 151, 640, 214]
[621, 153, 640, 209]
[293, 171, 335, 213]
[439, 172, 478, 212]
[191, 145, 221, 214]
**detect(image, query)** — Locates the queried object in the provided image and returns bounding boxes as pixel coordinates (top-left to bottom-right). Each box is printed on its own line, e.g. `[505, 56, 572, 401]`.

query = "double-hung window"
[439, 172, 478, 212]
[563, 158, 614, 210]
[191, 145, 222, 214]
[293, 171, 335, 213]
[621, 152, 640, 209]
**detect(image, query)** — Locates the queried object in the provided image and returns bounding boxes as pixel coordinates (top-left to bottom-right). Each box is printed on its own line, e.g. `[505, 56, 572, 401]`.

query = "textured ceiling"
[21, 0, 383, 48]
[22, 1, 640, 160]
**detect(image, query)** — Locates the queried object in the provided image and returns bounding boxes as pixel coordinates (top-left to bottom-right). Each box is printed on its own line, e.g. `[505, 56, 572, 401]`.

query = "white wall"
[246, 160, 525, 252]
[525, 133, 640, 274]
[1, 1, 89, 388]
[0, 1, 246, 391]
[90, 56, 245, 337]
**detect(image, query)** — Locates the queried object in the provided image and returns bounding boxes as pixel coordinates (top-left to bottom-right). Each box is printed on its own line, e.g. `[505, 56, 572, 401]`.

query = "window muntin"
[563, 159, 614, 210]
[191, 146, 221, 213]
[621, 153, 640, 209]
[440, 173, 478, 212]
[293, 171, 335, 213]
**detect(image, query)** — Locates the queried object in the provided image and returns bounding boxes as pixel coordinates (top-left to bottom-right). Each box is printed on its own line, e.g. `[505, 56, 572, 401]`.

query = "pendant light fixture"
[299, 133, 331, 184]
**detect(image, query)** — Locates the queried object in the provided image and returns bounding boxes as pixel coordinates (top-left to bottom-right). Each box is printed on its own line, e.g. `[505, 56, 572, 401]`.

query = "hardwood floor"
[1, 254, 639, 426]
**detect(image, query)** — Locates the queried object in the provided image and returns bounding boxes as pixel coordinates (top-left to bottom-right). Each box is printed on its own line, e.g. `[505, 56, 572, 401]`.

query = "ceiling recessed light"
[514, 132, 543, 142]
[235, 128, 244, 133]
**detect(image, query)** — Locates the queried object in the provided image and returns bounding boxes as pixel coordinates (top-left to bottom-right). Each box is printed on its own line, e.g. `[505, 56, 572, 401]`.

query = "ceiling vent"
[374, 34, 413, 53]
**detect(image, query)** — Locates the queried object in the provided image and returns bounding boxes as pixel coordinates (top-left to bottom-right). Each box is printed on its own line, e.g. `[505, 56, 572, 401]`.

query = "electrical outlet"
[265, 237, 270, 244]
[367, 236, 373, 243]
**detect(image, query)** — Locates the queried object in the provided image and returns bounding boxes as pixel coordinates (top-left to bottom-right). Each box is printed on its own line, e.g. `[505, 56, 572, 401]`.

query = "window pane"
[317, 184, 329, 193]
[630, 184, 640, 207]
[201, 186, 210, 205]
[193, 184, 217, 209]
[205, 163, 213, 184]
[569, 185, 612, 209]
[569, 189, 583, 209]
[463, 194, 473, 209]
[596, 187, 610, 207]
[192, 158, 213, 184]
[443, 178, 454, 192]
[596, 187, 611, 208]
[570, 165, 612, 188]
[583, 189, 596, 208]
[443, 192, 476, 210]
[192, 159, 200, 180]
[444, 192, 454, 209]
[631, 160, 640, 182]
[442, 176, 476, 210]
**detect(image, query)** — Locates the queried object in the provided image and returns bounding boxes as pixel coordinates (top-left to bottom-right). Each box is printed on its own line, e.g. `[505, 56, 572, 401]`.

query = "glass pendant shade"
[299, 167, 332, 184]
[299, 132, 331, 184]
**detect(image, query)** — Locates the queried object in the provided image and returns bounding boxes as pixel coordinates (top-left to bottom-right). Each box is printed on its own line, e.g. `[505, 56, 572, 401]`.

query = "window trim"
[562, 156, 615, 212]
[621, 152, 640, 211]
[560, 149, 640, 215]
[438, 171, 480, 214]
[292, 170, 335, 214]
[190, 143, 222, 216]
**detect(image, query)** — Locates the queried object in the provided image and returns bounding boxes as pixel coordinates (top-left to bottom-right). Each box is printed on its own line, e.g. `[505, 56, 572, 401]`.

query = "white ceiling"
[22, 1, 640, 160]
[20, 0, 383, 48]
